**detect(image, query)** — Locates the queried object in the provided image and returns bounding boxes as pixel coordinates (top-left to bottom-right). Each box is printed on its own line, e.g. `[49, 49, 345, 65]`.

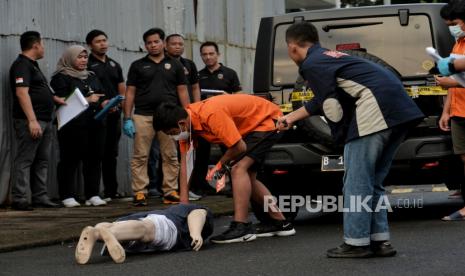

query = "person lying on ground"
[75, 204, 214, 264]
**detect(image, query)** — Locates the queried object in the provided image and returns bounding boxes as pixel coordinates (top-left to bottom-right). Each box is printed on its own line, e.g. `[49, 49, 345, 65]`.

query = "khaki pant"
[131, 114, 179, 195]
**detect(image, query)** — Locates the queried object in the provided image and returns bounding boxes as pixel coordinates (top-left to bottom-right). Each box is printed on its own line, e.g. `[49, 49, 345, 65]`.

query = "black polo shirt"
[198, 63, 241, 94]
[126, 55, 187, 115]
[50, 73, 106, 127]
[9, 54, 54, 121]
[88, 54, 124, 98]
[178, 57, 199, 102]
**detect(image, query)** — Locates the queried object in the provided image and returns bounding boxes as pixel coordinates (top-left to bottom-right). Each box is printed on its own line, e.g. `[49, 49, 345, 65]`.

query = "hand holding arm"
[276, 106, 311, 131]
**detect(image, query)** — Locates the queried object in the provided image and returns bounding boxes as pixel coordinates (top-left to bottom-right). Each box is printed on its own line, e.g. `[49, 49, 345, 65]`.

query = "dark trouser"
[102, 112, 121, 197]
[190, 136, 211, 191]
[148, 138, 162, 191]
[57, 123, 105, 200]
[12, 119, 53, 204]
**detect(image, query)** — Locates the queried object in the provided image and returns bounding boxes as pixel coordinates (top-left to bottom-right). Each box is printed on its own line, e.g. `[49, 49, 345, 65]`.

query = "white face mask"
[171, 119, 191, 141]
[171, 128, 190, 141]
[449, 25, 465, 39]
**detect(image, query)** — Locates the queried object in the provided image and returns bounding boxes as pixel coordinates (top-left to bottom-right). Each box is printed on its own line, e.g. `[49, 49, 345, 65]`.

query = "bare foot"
[75, 226, 98, 264]
[99, 227, 126, 264]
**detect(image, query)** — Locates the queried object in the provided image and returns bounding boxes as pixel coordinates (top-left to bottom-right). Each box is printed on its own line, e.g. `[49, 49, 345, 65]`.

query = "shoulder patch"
[110, 61, 116, 67]
[323, 51, 348, 58]
[15, 77, 24, 84]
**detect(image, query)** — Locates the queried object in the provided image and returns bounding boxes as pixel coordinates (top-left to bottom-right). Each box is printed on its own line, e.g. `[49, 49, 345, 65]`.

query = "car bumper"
[264, 135, 453, 167]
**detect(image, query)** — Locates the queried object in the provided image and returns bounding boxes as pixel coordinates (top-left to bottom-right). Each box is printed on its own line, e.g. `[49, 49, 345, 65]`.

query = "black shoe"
[327, 243, 374, 258]
[254, 220, 296, 238]
[11, 201, 34, 211]
[210, 221, 257, 244]
[371, 241, 397, 257]
[32, 199, 61, 208]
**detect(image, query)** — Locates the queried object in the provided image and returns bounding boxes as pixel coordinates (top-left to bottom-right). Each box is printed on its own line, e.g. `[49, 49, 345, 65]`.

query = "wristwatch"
[448, 57, 458, 74]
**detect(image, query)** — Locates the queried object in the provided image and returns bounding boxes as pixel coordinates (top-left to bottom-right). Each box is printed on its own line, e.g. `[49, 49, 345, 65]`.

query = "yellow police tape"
[281, 86, 448, 113]
[280, 103, 293, 113]
[404, 86, 448, 97]
[290, 86, 447, 102]
[291, 91, 314, 101]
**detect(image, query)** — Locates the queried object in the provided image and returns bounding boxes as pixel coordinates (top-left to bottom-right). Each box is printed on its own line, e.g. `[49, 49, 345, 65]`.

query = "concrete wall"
[0, 0, 285, 204]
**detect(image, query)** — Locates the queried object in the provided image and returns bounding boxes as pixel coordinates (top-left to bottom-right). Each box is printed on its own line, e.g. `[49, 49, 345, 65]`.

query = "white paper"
[186, 141, 195, 184]
[56, 88, 89, 130]
[426, 47, 465, 87]
[201, 89, 225, 94]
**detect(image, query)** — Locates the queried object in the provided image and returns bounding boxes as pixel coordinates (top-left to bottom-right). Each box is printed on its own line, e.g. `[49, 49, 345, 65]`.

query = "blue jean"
[343, 126, 407, 246]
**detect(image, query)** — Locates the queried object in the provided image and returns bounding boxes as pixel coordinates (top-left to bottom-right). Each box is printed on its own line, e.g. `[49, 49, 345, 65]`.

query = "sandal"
[442, 210, 465, 221]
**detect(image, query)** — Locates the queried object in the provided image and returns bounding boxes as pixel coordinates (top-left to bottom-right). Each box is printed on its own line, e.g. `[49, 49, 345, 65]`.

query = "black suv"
[254, 4, 461, 198]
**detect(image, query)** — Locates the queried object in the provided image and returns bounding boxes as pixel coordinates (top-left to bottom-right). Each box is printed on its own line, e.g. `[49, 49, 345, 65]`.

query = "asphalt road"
[1, 190, 464, 276]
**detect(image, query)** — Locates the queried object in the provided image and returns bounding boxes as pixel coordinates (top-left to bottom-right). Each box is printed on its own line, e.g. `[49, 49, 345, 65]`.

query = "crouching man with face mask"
[153, 94, 296, 244]
[75, 204, 214, 264]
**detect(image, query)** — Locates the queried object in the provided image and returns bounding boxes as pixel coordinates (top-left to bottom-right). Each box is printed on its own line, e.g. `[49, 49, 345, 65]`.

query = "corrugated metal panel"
[0, 0, 285, 204]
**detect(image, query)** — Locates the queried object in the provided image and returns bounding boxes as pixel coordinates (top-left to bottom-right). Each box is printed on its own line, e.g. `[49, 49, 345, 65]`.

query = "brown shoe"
[133, 192, 147, 206]
[163, 191, 180, 204]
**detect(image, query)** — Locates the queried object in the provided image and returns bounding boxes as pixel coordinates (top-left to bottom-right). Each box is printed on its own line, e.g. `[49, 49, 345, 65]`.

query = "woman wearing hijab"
[51, 45, 108, 207]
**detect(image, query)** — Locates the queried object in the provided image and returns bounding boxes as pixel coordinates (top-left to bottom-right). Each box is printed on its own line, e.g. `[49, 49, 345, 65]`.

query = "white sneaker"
[189, 191, 202, 201]
[85, 196, 107, 206]
[103, 197, 112, 203]
[62, 198, 81, 208]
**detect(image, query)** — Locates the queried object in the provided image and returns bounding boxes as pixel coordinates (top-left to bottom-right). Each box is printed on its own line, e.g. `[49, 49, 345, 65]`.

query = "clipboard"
[56, 88, 89, 129]
[94, 95, 125, 120]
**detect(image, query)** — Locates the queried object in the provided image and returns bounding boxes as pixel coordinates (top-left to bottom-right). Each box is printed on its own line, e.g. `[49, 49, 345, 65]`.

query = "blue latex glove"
[123, 119, 135, 138]
[437, 56, 452, 76]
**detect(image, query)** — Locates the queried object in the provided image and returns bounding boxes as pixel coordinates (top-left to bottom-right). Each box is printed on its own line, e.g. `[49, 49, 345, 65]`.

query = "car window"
[273, 15, 434, 86]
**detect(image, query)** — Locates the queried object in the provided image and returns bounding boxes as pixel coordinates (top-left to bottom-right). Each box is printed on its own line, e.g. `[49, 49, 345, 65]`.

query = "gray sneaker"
[189, 191, 202, 201]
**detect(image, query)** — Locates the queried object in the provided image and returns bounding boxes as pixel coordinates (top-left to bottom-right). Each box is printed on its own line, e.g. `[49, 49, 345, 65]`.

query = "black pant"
[12, 119, 53, 204]
[102, 112, 121, 197]
[57, 123, 105, 200]
[190, 137, 211, 191]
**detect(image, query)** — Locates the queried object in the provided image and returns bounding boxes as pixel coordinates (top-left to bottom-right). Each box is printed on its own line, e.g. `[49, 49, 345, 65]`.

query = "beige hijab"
[53, 45, 93, 80]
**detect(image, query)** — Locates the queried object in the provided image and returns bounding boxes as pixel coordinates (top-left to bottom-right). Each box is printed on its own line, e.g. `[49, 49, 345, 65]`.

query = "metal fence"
[0, 0, 285, 204]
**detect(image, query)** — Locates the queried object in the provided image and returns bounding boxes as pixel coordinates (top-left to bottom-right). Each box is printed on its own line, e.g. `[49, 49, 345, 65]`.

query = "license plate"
[321, 155, 344, 171]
